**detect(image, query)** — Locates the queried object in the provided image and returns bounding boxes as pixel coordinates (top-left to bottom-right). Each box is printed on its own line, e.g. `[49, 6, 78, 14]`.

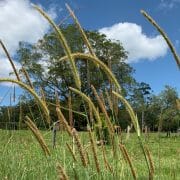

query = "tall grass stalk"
[68, 92, 73, 127]
[33, 5, 81, 89]
[0, 40, 21, 81]
[0, 78, 50, 124]
[65, 4, 96, 57]
[60, 53, 121, 92]
[57, 163, 69, 180]
[91, 85, 116, 156]
[20, 67, 47, 127]
[25, 116, 50, 156]
[85, 149, 90, 165]
[56, 107, 88, 167]
[49, 101, 87, 117]
[112, 91, 151, 175]
[91, 85, 114, 134]
[65, 3, 97, 87]
[112, 91, 140, 136]
[145, 146, 155, 180]
[101, 144, 113, 173]
[141, 10, 180, 69]
[105, 89, 113, 112]
[72, 128, 88, 167]
[56, 108, 73, 136]
[69, 87, 102, 127]
[66, 143, 77, 162]
[87, 128, 100, 173]
[21, 67, 34, 89]
[40, 87, 47, 107]
[119, 144, 137, 180]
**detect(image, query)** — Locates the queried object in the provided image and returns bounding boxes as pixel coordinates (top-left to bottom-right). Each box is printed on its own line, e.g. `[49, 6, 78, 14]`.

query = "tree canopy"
[0, 24, 179, 132]
[17, 24, 134, 100]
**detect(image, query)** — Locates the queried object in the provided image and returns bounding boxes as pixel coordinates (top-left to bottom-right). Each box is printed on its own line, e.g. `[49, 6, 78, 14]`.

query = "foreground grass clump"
[0, 130, 179, 180]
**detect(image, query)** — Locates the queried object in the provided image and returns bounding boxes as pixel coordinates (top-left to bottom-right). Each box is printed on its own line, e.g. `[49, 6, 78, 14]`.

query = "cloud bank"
[0, 0, 56, 82]
[99, 22, 168, 63]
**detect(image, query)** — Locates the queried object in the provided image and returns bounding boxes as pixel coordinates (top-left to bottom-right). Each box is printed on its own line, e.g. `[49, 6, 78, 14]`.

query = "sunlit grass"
[0, 130, 179, 179]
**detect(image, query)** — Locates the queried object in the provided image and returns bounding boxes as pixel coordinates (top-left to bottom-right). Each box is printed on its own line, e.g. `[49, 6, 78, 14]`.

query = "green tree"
[17, 24, 134, 100]
[146, 86, 179, 134]
[160, 86, 179, 136]
[130, 82, 152, 131]
[145, 95, 162, 131]
[15, 24, 136, 128]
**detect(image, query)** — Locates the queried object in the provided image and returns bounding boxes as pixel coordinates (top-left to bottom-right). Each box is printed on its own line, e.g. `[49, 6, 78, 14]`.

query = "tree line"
[0, 24, 179, 133]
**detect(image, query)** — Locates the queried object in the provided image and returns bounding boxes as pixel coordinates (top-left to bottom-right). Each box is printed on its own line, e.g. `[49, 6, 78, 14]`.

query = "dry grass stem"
[105, 89, 113, 111]
[91, 85, 114, 133]
[55, 91, 60, 108]
[141, 10, 180, 69]
[60, 53, 121, 92]
[102, 144, 113, 173]
[68, 92, 73, 127]
[56, 107, 73, 136]
[66, 143, 77, 162]
[49, 101, 86, 117]
[0, 40, 21, 81]
[21, 67, 34, 89]
[57, 163, 69, 180]
[89, 103, 94, 124]
[88, 128, 100, 173]
[91, 85, 116, 155]
[112, 87, 119, 117]
[58, 13, 71, 27]
[25, 116, 50, 156]
[65, 3, 98, 88]
[119, 144, 137, 180]
[69, 87, 102, 127]
[112, 91, 140, 137]
[145, 146, 155, 180]
[65, 4, 96, 57]
[176, 99, 180, 110]
[40, 87, 47, 107]
[99, 92, 106, 107]
[85, 149, 90, 165]
[72, 128, 88, 167]
[33, 5, 81, 89]
[0, 78, 50, 124]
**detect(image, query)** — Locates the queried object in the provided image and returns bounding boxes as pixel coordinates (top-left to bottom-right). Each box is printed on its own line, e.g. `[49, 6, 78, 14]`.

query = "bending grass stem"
[33, 5, 81, 89]
[0, 40, 21, 81]
[65, 4, 96, 57]
[69, 87, 102, 127]
[60, 53, 121, 92]
[141, 10, 180, 69]
[112, 91, 150, 174]
[0, 78, 50, 124]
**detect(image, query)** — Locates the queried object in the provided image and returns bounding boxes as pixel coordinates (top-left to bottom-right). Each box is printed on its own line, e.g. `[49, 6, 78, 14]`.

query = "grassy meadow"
[0, 130, 179, 180]
[0, 3, 179, 180]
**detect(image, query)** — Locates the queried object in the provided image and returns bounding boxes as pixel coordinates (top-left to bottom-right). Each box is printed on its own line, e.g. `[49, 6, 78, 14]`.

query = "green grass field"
[0, 130, 179, 180]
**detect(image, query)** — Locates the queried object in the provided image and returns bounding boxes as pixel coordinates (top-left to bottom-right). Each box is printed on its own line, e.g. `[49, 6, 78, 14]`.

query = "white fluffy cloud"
[0, 0, 56, 84]
[99, 22, 168, 63]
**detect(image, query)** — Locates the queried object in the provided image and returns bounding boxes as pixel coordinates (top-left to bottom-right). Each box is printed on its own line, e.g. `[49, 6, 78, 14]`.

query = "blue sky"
[0, 0, 179, 105]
